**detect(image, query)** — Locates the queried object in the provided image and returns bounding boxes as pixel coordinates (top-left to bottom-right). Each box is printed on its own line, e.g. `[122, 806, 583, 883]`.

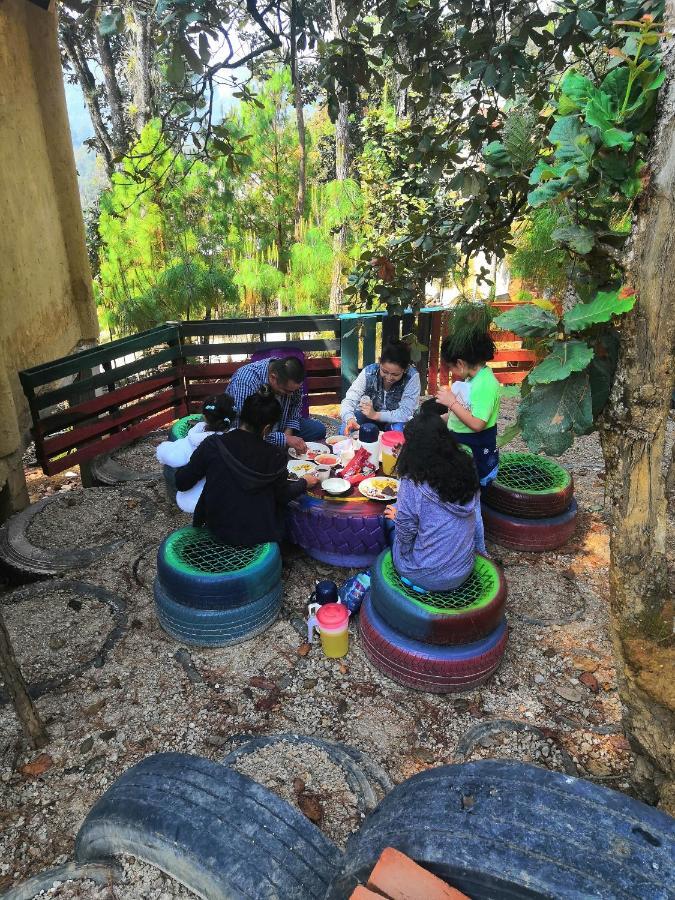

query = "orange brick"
[366, 847, 470, 900]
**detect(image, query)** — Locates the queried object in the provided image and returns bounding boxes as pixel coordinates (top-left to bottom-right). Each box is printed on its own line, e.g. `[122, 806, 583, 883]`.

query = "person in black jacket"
[175, 389, 318, 547]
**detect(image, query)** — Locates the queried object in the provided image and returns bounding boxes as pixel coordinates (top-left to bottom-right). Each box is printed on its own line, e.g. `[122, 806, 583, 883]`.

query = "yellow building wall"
[0, 0, 98, 516]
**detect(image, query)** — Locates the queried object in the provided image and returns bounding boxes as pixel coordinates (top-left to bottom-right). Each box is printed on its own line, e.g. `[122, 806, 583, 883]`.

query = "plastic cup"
[381, 431, 405, 475]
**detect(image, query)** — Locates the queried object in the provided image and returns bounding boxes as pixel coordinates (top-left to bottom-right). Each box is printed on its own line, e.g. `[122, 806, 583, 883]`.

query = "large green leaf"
[563, 289, 637, 332]
[548, 116, 595, 169]
[493, 304, 558, 338]
[584, 92, 634, 150]
[559, 71, 593, 108]
[519, 371, 593, 455]
[551, 223, 595, 254]
[528, 340, 594, 385]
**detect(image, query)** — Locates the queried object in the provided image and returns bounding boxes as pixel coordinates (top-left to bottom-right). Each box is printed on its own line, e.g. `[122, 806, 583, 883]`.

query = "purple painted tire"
[360, 595, 508, 694]
[287, 495, 387, 568]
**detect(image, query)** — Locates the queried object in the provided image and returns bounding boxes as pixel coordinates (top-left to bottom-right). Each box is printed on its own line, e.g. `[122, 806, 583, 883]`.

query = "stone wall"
[0, 0, 98, 518]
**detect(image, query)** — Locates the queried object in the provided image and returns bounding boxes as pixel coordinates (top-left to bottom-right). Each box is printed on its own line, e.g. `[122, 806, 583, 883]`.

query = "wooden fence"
[19, 307, 536, 477]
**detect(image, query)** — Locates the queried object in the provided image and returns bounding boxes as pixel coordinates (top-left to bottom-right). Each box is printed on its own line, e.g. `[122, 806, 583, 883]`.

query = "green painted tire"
[482, 452, 574, 518]
[156, 527, 281, 609]
[169, 415, 203, 442]
[371, 550, 506, 645]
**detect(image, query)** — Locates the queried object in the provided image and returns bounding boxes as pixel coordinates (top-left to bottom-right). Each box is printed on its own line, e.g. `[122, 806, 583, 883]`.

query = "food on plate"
[288, 442, 330, 460]
[315, 454, 338, 466]
[359, 477, 400, 501]
[287, 460, 317, 477]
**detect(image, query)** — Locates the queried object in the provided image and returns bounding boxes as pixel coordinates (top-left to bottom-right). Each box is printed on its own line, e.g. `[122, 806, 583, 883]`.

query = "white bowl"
[322, 477, 351, 496]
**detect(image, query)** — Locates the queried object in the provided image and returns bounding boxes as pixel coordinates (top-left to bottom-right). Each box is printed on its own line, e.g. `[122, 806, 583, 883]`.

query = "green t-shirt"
[448, 365, 500, 434]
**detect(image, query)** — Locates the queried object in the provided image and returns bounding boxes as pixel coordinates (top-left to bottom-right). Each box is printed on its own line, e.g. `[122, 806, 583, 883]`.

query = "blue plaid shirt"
[225, 359, 301, 447]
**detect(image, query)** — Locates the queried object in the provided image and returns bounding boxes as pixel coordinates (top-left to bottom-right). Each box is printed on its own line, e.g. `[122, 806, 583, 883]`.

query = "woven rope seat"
[169, 415, 203, 442]
[162, 528, 270, 575]
[370, 550, 506, 645]
[483, 452, 574, 518]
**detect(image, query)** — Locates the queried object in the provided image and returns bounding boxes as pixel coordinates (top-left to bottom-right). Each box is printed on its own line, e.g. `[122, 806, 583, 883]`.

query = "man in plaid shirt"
[226, 357, 326, 454]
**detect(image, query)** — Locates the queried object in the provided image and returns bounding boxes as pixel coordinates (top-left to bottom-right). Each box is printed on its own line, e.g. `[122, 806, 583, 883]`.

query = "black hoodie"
[174, 430, 307, 546]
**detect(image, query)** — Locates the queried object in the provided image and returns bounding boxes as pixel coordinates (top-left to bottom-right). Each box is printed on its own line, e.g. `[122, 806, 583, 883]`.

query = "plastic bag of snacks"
[338, 572, 371, 614]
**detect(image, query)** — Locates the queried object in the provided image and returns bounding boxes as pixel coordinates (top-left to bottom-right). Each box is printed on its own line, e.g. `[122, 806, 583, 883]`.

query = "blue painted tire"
[327, 759, 675, 900]
[168, 415, 203, 442]
[154, 578, 282, 647]
[156, 527, 281, 609]
[482, 498, 578, 552]
[371, 550, 506, 645]
[76, 752, 341, 900]
[360, 595, 508, 693]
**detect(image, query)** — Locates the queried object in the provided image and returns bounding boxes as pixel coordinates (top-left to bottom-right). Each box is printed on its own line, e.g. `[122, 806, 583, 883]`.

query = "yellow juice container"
[380, 430, 405, 476]
[307, 602, 350, 658]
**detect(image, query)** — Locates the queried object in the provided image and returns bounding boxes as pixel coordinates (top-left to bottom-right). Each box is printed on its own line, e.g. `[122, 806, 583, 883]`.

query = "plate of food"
[288, 442, 330, 460]
[287, 459, 318, 479]
[358, 476, 400, 501]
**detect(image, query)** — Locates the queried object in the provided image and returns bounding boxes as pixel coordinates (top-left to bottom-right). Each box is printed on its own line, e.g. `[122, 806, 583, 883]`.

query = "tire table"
[288, 484, 388, 568]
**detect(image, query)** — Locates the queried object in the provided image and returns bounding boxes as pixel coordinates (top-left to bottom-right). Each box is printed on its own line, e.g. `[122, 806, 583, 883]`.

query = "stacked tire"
[154, 527, 282, 646]
[360, 550, 508, 693]
[482, 452, 577, 552]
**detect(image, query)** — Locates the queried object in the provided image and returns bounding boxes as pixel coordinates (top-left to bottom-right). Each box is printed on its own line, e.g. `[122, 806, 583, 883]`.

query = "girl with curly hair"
[384, 412, 481, 591]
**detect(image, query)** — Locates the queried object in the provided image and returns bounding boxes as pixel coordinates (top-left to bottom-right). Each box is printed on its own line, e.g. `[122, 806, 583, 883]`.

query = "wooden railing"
[19, 306, 536, 478]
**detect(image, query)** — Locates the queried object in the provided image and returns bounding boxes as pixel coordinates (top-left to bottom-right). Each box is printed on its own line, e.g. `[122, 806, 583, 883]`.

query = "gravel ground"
[230, 740, 362, 847]
[110, 434, 165, 474]
[0, 404, 653, 895]
[25, 488, 151, 550]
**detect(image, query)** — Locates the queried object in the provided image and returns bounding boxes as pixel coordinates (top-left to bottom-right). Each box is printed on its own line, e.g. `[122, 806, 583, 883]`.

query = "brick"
[367, 847, 469, 900]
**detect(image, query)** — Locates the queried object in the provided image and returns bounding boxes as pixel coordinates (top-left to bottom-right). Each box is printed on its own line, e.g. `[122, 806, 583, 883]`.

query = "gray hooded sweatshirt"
[392, 477, 479, 591]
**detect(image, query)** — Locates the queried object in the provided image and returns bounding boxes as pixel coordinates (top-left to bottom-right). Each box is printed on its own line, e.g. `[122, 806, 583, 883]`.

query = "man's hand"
[384, 504, 397, 521]
[303, 474, 319, 488]
[344, 418, 360, 435]
[287, 435, 307, 454]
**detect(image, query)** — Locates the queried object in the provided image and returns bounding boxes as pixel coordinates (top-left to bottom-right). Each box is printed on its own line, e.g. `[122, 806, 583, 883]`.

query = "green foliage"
[528, 341, 594, 385]
[520, 371, 594, 455]
[509, 208, 569, 297]
[493, 305, 558, 338]
[563, 288, 637, 331]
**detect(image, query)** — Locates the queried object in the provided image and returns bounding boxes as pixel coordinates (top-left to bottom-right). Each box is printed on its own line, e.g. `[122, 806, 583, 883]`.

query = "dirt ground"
[0, 400, 666, 896]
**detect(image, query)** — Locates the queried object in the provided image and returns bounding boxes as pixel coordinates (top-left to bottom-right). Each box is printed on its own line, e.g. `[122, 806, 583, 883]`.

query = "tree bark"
[329, 0, 351, 313]
[599, 22, 675, 809]
[0, 609, 48, 749]
[129, 3, 154, 132]
[290, 0, 306, 237]
[60, 26, 115, 175]
[94, 27, 130, 158]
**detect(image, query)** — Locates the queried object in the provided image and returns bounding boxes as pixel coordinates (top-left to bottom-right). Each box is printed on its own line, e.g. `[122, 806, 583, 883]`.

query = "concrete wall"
[0, 0, 98, 517]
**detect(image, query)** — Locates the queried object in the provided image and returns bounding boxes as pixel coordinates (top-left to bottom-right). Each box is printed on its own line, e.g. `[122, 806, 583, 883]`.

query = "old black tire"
[76, 752, 341, 900]
[326, 759, 675, 900]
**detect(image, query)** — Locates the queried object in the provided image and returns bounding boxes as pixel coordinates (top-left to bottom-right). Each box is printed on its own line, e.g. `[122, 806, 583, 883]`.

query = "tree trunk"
[599, 22, 675, 810]
[129, 4, 154, 132]
[329, 0, 351, 313]
[290, 0, 306, 237]
[0, 609, 48, 749]
[60, 26, 115, 175]
[94, 27, 129, 158]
